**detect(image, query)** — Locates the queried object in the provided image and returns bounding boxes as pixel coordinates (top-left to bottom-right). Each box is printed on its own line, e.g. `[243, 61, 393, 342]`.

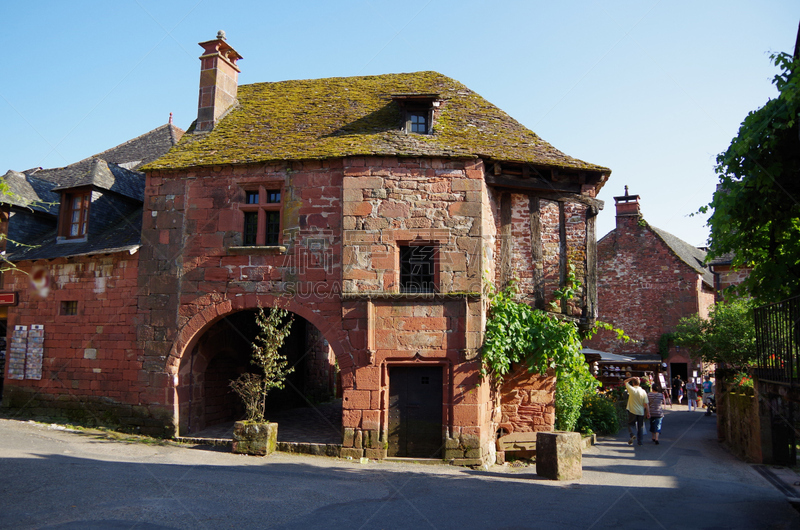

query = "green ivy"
[658, 332, 675, 359]
[481, 281, 598, 432]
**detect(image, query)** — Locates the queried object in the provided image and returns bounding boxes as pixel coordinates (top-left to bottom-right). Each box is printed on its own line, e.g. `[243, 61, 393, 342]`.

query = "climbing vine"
[658, 332, 676, 359]
[482, 280, 597, 432]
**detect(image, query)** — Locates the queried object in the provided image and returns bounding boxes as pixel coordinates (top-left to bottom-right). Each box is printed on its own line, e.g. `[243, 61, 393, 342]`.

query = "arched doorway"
[177, 308, 339, 436]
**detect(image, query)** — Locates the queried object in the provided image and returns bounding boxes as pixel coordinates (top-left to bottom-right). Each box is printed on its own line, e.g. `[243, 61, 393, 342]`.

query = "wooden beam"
[500, 193, 513, 288]
[529, 195, 544, 310]
[485, 174, 581, 194]
[586, 208, 598, 320]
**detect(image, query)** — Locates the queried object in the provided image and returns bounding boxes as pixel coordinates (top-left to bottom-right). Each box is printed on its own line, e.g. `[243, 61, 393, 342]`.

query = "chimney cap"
[613, 185, 639, 203]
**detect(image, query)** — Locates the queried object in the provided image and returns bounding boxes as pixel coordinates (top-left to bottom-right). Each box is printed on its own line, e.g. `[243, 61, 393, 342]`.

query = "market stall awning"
[582, 348, 634, 362]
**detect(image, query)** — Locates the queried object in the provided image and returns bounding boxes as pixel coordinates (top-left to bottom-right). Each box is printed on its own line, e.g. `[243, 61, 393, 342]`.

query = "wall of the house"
[339, 156, 490, 463]
[140, 158, 349, 437]
[0, 254, 172, 434]
[585, 217, 714, 358]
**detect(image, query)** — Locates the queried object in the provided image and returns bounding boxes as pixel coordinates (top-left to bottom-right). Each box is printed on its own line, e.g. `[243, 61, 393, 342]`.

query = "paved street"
[1, 407, 799, 529]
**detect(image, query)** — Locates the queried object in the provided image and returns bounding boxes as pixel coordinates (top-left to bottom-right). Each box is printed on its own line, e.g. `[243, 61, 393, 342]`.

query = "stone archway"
[169, 296, 351, 437]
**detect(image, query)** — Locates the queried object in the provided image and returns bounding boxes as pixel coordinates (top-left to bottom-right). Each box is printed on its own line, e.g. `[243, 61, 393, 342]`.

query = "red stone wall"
[141, 159, 352, 436]
[1, 255, 169, 433]
[585, 215, 711, 356]
[713, 264, 751, 301]
[496, 365, 556, 434]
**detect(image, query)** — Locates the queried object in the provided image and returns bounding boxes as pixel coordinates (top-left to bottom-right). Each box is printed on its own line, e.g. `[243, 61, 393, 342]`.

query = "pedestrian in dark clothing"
[647, 383, 665, 444]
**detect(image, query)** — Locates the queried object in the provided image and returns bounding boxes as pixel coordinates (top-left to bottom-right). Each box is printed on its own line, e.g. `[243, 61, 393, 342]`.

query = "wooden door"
[388, 366, 443, 458]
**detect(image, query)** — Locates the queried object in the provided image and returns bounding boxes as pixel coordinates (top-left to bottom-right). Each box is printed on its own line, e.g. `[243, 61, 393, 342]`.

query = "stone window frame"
[239, 181, 284, 247]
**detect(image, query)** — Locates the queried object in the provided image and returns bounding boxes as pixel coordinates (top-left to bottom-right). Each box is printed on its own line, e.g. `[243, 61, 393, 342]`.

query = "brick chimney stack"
[196, 31, 243, 132]
[614, 186, 641, 219]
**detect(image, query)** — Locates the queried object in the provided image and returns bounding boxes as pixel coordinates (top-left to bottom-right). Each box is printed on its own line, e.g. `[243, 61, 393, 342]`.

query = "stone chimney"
[196, 31, 243, 132]
[614, 186, 641, 219]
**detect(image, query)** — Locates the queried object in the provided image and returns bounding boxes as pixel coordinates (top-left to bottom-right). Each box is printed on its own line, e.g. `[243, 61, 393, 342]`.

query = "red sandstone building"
[1, 33, 610, 465]
[584, 189, 715, 386]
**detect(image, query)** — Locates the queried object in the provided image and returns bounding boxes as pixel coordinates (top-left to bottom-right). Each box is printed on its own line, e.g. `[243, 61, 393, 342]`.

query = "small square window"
[400, 245, 435, 293]
[409, 113, 428, 134]
[246, 191, 259, 204]
[61, 301, 78, 316]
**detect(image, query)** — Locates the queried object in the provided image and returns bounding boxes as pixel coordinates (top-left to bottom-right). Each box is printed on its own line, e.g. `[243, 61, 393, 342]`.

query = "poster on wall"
[25, 325, 44, 380]
[7, 325, 27, 380]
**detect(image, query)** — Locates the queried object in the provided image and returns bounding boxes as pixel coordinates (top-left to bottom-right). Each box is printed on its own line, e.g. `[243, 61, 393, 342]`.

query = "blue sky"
[1, 1, 798, 245]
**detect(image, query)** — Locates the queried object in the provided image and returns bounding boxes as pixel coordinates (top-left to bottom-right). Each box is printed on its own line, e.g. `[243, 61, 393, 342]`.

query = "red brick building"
[584, 189, 715, 386]
[2, 33, 610, 465]
[0, 124, 183, 429]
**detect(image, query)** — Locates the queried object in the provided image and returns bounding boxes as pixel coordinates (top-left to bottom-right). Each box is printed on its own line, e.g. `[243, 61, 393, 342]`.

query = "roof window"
[391, 94, 440, 135]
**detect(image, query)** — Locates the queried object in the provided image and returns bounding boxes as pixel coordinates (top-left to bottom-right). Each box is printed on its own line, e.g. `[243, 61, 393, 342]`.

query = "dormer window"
[58, 188, 92, 240]
[392, 93, 439, 135]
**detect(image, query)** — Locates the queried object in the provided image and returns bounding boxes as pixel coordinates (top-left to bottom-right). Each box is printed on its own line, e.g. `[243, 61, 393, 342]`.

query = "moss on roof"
[145, 72, 608, 173]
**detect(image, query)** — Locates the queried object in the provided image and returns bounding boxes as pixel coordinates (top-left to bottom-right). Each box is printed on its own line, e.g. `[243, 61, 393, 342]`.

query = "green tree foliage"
[230, 306, 294, 423]
[673, 298, 757, 370]
[703, 52, 800, 303]
[481, 282, 598, 432]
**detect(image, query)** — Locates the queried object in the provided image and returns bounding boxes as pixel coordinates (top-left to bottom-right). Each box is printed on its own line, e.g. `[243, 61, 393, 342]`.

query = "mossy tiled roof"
[145, 71, 609, 173]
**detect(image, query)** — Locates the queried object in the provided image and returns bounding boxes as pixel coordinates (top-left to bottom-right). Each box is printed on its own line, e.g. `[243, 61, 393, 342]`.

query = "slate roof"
[3, 123, 184, 261]
[144, 72, 609, 174]
[7, 207, 143, 261]
[650, 225, 714, 288]
[0, 170, 60, 215]
[20, 123, 184, 188]
[51, 158, 145, 202]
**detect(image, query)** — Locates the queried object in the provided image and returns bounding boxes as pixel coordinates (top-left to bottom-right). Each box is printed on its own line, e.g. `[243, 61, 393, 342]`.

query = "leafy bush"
[576, 393, 620, 436]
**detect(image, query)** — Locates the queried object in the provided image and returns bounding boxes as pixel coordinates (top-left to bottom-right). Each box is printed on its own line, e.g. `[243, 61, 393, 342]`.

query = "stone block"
[536, 431, 582, 480]
[365, 448, 387, 460]
[342, 427, 356, 447]
[340, 447, 364, 459]
[231, 421, 278, 456]
[450, 458, 482, 467]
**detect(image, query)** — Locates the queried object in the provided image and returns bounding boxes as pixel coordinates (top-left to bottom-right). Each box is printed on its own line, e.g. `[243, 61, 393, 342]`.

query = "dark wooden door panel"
[388, 366, 442, 458]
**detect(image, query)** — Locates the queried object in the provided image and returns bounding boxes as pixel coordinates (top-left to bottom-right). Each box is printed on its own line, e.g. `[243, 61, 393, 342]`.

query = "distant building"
[583, 189, 715, 386]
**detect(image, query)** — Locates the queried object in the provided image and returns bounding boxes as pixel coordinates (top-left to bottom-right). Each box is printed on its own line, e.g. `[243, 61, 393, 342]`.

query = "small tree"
[673, 298, 757, 371]
[230, 306, 294, 423]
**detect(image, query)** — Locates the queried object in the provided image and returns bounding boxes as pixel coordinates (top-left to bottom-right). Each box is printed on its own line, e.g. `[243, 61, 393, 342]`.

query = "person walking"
[645, 382, 665, 444]
[702, 375, 715, 416]
[686, 379, 698, 412]
[624, 376, 650, 446]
